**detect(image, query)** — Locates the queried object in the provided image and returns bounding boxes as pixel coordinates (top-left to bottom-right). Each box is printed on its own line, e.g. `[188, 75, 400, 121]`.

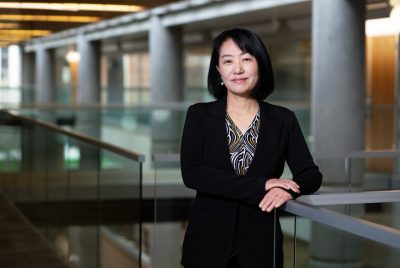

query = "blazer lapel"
[247, 101, 282, 175]
[204, 98, 236, 172]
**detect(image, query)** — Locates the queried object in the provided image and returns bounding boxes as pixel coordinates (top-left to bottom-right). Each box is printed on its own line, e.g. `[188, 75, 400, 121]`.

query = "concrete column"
[150, 15, 183, 103]
[149, 16, 183, 154]
[312, 0, 365, 155]
[106, 55, 124, 104]
[150, 223, 183, 268]
[21, 51, 35, 102]
[76, 36, 101, 169]
[77, 35, 101, 104]
[35, 45, 55, 103]
[311, 1, 366, 267]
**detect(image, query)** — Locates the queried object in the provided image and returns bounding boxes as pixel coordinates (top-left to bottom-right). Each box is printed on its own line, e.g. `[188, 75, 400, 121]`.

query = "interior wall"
[366, 35, 397, 171]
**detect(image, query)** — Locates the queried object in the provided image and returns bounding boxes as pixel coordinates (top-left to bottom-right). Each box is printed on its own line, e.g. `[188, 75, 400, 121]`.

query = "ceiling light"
[0, 23, 19, 29]
[66, 50, 80, 63]
[0, 29, 50, 36]
[0, 14, 100, 23]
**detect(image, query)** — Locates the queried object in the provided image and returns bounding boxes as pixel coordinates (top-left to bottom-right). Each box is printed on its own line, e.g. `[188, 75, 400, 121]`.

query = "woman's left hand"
[258, 188, 292, 212]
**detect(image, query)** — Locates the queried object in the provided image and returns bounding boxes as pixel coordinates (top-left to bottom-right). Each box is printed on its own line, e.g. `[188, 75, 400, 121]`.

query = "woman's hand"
[259, 188, 293, 212]
[265, 178, 300, 193]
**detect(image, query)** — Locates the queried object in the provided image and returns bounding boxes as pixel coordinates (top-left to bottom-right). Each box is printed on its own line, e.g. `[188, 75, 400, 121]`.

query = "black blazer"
[180, 98, 322, 268]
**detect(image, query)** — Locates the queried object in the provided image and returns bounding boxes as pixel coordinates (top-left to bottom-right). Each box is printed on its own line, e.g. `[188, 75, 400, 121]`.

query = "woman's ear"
[216, 65, 220, 73]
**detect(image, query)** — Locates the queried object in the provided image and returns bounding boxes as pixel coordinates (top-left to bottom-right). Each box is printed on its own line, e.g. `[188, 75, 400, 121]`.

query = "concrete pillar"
[311, 1, 366, 267]
[8, 45, 21, 89]
[149, 15, 183, 103]
[76, 36, 101, 169]
[77, 35, 101, 104]
[312, 0, 365, 156]
[150, 223, 182, 268]
[21, 51, 35, 102]
[106, 55, 124, 104]
[35, 45, 56, 103]
[149, 16, 183, 155]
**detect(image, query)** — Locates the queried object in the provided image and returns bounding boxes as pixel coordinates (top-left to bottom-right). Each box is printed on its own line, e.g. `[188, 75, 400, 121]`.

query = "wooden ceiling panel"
[0, 0, 180, 47]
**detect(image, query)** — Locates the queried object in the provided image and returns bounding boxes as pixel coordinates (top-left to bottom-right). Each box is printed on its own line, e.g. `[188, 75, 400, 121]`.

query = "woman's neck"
[226, 94, 259, 117]
[226, 94, 259, 134]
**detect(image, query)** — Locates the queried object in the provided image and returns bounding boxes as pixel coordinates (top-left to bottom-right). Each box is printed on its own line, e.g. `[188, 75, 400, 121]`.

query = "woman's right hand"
[265, 178, 300, 193]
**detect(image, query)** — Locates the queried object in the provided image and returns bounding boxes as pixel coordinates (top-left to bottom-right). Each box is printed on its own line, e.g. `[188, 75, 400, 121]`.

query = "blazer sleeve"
[286, 111, 322, 198]
[180, 104, 267, 206]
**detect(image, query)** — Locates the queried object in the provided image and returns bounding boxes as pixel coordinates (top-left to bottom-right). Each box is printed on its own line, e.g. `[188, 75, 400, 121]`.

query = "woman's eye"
[243, 58, 252, 62]
[223, 60, 232, 64]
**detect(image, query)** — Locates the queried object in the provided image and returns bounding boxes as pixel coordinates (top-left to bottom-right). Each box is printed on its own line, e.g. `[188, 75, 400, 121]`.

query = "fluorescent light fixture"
[0, 14, 99, 23]
[0, 29, 50, 36]
[0, 14, 100, 23]
[0, 29, 50, 46]
[0, 2, 144, 12]
[0, 23, 19, 29]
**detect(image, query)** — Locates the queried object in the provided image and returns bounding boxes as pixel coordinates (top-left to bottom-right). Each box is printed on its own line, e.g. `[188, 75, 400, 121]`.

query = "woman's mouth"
[232, 78, 247, 83]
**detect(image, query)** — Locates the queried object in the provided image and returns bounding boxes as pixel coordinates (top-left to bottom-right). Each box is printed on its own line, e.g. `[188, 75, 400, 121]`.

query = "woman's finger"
[260, 188, 293, 212]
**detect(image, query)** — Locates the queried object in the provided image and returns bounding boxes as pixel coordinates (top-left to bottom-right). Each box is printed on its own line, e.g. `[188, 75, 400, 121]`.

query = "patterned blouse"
[225, 111, 260, 175]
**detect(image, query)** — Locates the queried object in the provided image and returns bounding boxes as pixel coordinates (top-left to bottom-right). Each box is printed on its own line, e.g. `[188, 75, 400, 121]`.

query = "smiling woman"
[180, 28, 322, 268]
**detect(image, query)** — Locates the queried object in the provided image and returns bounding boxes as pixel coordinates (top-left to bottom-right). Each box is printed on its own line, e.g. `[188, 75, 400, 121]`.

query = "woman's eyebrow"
[220, 51, 249, 58]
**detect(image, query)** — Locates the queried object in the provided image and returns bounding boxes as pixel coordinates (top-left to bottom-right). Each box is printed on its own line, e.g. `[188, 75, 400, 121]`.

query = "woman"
[180, 28, 322, 268]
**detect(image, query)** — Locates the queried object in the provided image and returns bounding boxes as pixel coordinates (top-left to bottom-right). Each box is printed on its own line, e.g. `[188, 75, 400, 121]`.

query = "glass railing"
[314, 150, 400, 192]
[2, 103, 311, 187]
[283, 194, 400, 268]
[151, 153, 400, 268]
[0, 110, 145, 268]
[2, 103, 399, 267]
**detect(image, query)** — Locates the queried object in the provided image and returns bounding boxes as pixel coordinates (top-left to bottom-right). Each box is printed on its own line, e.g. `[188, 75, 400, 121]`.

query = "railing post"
[344, 157, 352, 192]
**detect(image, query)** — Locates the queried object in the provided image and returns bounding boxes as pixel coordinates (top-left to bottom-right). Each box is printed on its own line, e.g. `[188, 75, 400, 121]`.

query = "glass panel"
[315, 155, 398, 193]
[323, 202, 400, 231]
[151, 157, 190, 268]
[22, 124, 49, 237]
[363, 157, 396, 191]
[279, 213, 298, 268]
[314, 157, 350, 192]
[98, 150, 142, 268]
[0, 120, 20, 200]
[46, 132, 69, 263]
[292, 215, 400, 268]
[67, 136, 100, 268]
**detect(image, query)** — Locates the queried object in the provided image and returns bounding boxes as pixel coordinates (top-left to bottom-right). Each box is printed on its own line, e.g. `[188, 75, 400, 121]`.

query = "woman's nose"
[233, 61, 244, 74]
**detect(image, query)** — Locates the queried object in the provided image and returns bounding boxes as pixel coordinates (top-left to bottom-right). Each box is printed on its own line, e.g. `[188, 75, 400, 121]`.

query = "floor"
[0, 193, 66, 268]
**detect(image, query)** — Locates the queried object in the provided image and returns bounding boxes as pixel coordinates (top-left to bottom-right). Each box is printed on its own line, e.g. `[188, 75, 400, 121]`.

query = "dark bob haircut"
[207, 28, 274, 100]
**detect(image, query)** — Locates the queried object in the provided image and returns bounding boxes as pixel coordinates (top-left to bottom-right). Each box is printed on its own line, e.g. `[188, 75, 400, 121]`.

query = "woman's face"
[217, 38, 259, 98]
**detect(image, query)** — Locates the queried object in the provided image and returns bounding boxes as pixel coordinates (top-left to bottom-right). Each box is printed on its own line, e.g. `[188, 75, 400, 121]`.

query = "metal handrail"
[282, 200, 400, 249]
[0, 109, 145, 162]
[298, 190, 400, 205]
